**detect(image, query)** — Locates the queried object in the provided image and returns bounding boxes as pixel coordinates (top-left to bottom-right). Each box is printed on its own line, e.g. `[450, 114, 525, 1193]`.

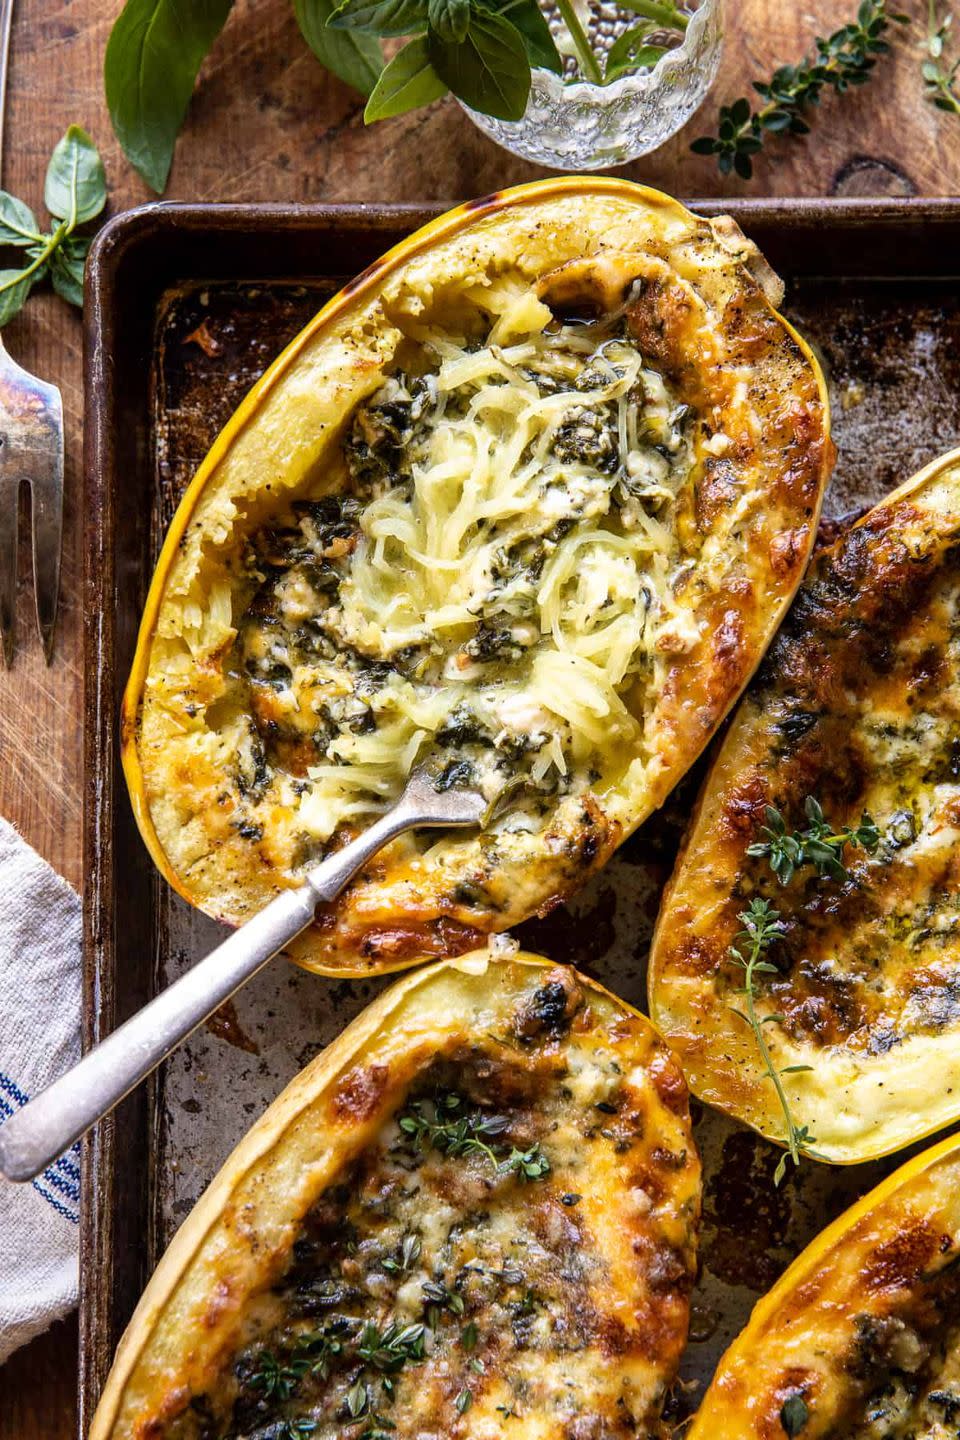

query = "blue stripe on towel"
[0, 1068, 80, 1224]
[31, 1179, 79, 1226]
[0, 1070, 28, 1107]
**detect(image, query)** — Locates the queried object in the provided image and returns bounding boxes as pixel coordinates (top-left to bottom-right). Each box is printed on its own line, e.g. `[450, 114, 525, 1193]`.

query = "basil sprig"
[335, 0, 562, 122]
[103, 0, 690, 191]
[0, 127, 106, 326]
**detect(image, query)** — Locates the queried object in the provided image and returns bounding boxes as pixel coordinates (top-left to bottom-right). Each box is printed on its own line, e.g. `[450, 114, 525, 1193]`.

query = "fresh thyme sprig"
[747, 797, 881, 886]
[398, 1094, 510, 1165]
[397, 1093, 552, 1186]
[692, 1, 908, 178]
[246, 1320, 353, 1400]
[727, 898, 822, 1186]
[923, 1, 960, 113]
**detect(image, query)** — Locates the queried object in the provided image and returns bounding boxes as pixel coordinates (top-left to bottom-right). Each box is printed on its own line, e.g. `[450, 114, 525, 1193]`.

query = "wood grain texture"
[0, 0, 956, 1434]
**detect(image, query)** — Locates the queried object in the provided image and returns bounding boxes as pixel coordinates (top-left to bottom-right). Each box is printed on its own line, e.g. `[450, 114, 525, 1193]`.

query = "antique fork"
[0, 0, 64, 666]
[0, 767, 488, 1181]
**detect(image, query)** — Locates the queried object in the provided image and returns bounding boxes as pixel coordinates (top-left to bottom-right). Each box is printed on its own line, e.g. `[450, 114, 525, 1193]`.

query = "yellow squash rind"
[124, 178, 832, 975]
[688, 1130, 960, 1439]
[650, 445, 960, 1164]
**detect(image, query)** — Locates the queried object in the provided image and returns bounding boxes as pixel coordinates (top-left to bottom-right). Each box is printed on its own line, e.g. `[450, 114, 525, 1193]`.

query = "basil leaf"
[51, 249, 85, 308]
[604, 26, 666, 81]
[295, 0, 383, 94]
[0, 266, 41, 328]
[364, 36, 448, 120]
[429, 11, 530, 120]
[0, 192, 41, 247]
[482, 0, 562, 74]
[428, 0, 470, 43]
[44, 126, 107, 227]
[104, 0, 234, 194]
[328, 0, 427, 36]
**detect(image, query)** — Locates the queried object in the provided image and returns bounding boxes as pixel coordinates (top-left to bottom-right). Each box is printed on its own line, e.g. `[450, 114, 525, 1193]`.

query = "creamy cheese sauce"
[229, 301, 697, 856]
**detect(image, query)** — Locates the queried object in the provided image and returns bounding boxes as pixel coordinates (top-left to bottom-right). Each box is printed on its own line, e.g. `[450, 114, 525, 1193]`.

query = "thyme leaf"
[780, 1393, 811, 1435]
[727, 898, 824, 1186]
[923, 1, 960, 113]
[397, 1093, 510, 1166]
[499, 1144, 551, 1182]
[356, 1320, 427, 1373]
[381, 1231, 422, 1274]
[692, 1, 908, 178]
[747, 797, 881, 886]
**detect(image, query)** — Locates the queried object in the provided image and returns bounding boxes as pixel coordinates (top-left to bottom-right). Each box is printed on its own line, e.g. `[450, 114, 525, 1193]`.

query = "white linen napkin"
[0, 816, 80, 1363]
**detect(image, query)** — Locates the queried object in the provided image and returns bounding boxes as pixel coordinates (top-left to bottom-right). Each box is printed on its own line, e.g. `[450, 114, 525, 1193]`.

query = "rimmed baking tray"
[81, 197, 960, 1434]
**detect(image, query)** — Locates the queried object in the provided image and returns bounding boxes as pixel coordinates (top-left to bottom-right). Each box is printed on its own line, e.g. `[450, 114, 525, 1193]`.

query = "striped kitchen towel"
[0, 816, 80, 1363]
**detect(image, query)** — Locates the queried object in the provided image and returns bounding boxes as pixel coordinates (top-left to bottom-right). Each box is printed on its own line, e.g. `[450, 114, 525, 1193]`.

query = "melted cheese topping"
[132, 187, 831, 971]
[90, 958, 701, 1440]
[687, 1138, 960, 1440]
[234, 299, 695, 849]
[649, 455, 960, 1161]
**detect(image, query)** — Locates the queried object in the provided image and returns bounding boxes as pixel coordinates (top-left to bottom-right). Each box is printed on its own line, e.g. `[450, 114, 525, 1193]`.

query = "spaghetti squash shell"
[649, 447, 960, 1164]
[89, 950, 701, 1440]
[687, 1131, 960, 1439]
[122, 178, 832, 976]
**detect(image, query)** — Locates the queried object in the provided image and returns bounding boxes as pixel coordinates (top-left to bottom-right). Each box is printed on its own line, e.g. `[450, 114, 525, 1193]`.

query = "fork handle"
[0, 801, 426, 1182]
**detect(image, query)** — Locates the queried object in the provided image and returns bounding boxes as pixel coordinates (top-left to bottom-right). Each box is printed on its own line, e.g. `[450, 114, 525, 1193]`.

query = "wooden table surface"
[0, 0, 956, 1432]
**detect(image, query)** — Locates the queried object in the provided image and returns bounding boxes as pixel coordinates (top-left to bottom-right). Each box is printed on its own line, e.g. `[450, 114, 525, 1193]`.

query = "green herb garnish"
[461, 1320, 479, 1351]
[923, 1, 960, 113]
[692, 1, 908, 178]
[455, 1387, 474, 1414]
[500, 1144, 551, 1182]
[356, 1320, 427, 1373]
[423, 1279, 466, 1325]
[728, 898, 823, 1186]
[247, 1350, 307, 1401]
[398, 1094, 510, 1166]
[279, 1423, 318, 1440]
[780, 1393, 811, 1436]
[747, 797, 880, 886]
[104, 0, 689, 192]
[382, 1232, 422, 1274]
[347, 1377, 370, 1418]
[0, 126, 106, 326]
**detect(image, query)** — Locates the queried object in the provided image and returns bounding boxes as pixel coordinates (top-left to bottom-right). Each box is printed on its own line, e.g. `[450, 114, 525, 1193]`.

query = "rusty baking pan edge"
[80, 196, 960, 1436]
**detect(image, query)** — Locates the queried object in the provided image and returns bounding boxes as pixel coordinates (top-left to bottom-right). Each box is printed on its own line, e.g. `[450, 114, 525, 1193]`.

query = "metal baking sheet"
[82, 199, 960, 1432]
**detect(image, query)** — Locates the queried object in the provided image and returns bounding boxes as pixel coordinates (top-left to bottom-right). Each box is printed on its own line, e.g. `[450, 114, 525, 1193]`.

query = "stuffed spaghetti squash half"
[649, 447, 960, 1165]
[123, 177, 832, 975]
[687, 1131, 960, 1440]
[89, 950, 701, 1440]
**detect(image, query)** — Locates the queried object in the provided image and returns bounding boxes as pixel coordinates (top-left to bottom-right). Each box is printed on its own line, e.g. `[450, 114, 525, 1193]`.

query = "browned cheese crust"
[126, 181, 832, 975]
[90, 955, 701, 1440]
[649, 449, 960, 1162]
[687, 1134, 960, 1440]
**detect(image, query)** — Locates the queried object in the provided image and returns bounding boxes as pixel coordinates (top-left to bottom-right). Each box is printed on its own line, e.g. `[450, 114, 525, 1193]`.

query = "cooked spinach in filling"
[228, 301, 699, 856]
[158, 984, 691, 1439]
